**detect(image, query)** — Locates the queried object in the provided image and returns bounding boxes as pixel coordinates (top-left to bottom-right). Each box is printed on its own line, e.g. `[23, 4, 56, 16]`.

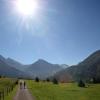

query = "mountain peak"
[7, 57, 13, 61]
[38, 59, 45, 62]
[38, 59, 48, 62]
[34, 59, 50, 65]
[0, 55, 6, 62]
[92, 50, 100, 55]
[27, 59, 63, 79]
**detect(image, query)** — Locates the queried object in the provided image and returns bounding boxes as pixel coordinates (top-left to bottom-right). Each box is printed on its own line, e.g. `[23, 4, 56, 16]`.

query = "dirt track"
[13, 81, 35, 100]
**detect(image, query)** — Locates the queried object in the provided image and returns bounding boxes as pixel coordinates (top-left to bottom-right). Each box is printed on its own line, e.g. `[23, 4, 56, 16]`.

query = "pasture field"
[0, 78, 18, 100]
[27, 80, 100, 100]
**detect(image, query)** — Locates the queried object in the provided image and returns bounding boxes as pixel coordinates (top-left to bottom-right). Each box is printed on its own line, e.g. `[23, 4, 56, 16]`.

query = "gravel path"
[13, 81, 35, 100]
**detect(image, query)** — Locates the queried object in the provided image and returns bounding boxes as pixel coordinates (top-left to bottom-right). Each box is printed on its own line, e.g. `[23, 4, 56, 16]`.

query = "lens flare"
[15, 0, 38, 16]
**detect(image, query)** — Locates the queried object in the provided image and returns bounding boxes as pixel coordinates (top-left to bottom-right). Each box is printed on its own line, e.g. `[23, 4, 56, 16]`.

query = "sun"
[15, 0, 39, 16]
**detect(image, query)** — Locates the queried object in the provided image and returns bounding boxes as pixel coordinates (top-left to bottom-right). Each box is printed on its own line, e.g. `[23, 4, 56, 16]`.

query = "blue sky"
[0, 0, 100, 65]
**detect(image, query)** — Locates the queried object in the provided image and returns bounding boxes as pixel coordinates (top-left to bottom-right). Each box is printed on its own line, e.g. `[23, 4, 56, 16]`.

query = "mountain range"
[0, 55, 63, 79]
[54, 50, 100, 82]
[25, 59, 63, 79]
[0, 55, 27, 78]
[1, 50, 100, 82]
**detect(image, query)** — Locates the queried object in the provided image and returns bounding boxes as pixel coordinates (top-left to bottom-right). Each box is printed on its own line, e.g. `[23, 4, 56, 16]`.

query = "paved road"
[13, 81, 35, 100]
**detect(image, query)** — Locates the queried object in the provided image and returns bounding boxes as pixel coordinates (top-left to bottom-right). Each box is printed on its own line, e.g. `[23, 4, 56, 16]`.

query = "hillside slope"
[54, 50, 100, 82]
[0, 55, 29, 78]
[25, 59, 63, 79]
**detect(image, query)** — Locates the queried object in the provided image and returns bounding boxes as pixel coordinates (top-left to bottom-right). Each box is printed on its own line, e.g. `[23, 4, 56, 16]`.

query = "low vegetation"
[27, 80, 100, 100]
[78, 80, 85, 87]
[52, 78, 59, 84]
[35, 77, 40, 82]
[5, 85, 18, 100]
[0, 78, 18, 100]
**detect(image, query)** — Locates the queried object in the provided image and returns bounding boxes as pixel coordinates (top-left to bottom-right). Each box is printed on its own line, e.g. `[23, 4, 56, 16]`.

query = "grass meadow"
[27, 80, 100, 100]
[0, 78, 18, 100]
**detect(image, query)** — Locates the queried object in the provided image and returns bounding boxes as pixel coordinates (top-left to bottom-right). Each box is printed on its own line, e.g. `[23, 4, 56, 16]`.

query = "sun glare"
[15, 0, 39, 16]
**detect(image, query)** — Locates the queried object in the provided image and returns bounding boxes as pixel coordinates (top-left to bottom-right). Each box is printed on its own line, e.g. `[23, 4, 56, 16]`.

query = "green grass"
[0, 78, 16, 91]
[27, 80, 100, 100]
[0, 78, 18, 100]
[5, 85, 18, 100]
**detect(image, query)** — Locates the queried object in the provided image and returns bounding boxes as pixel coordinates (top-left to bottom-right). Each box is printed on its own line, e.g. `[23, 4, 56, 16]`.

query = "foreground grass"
[5, 85, 18, 100]
[0, 78, 18, 100]
[27, 80, 100, 100]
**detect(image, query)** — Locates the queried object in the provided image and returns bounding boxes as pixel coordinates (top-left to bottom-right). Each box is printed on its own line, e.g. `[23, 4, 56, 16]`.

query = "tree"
[92, 77, 100, 83]
[78, 80, 85, 87]
[52, 78, 58, 84]
[35, 77, 39, 82]
[46, 78, 50, 82]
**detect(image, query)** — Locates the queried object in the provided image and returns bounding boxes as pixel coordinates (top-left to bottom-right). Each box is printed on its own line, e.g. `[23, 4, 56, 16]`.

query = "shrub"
[78, 80, 85, 87]
[52, 78, 58, 84]
[35, 77, 39, 82]
[46, 78, 50, 82]
[92, 77, 100, 83]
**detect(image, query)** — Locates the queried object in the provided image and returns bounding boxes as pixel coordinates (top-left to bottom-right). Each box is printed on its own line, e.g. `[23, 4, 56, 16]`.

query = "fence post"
[0, 92, 1, 100]
[2, 91, 4, 100]
[11, 85, 13, 91]
[8, 87, 10, 94]
[6, 87, 8, 96]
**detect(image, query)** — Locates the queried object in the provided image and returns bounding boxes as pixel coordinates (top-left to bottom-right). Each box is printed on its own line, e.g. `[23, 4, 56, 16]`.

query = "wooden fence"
[0, 80, 18, 100]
